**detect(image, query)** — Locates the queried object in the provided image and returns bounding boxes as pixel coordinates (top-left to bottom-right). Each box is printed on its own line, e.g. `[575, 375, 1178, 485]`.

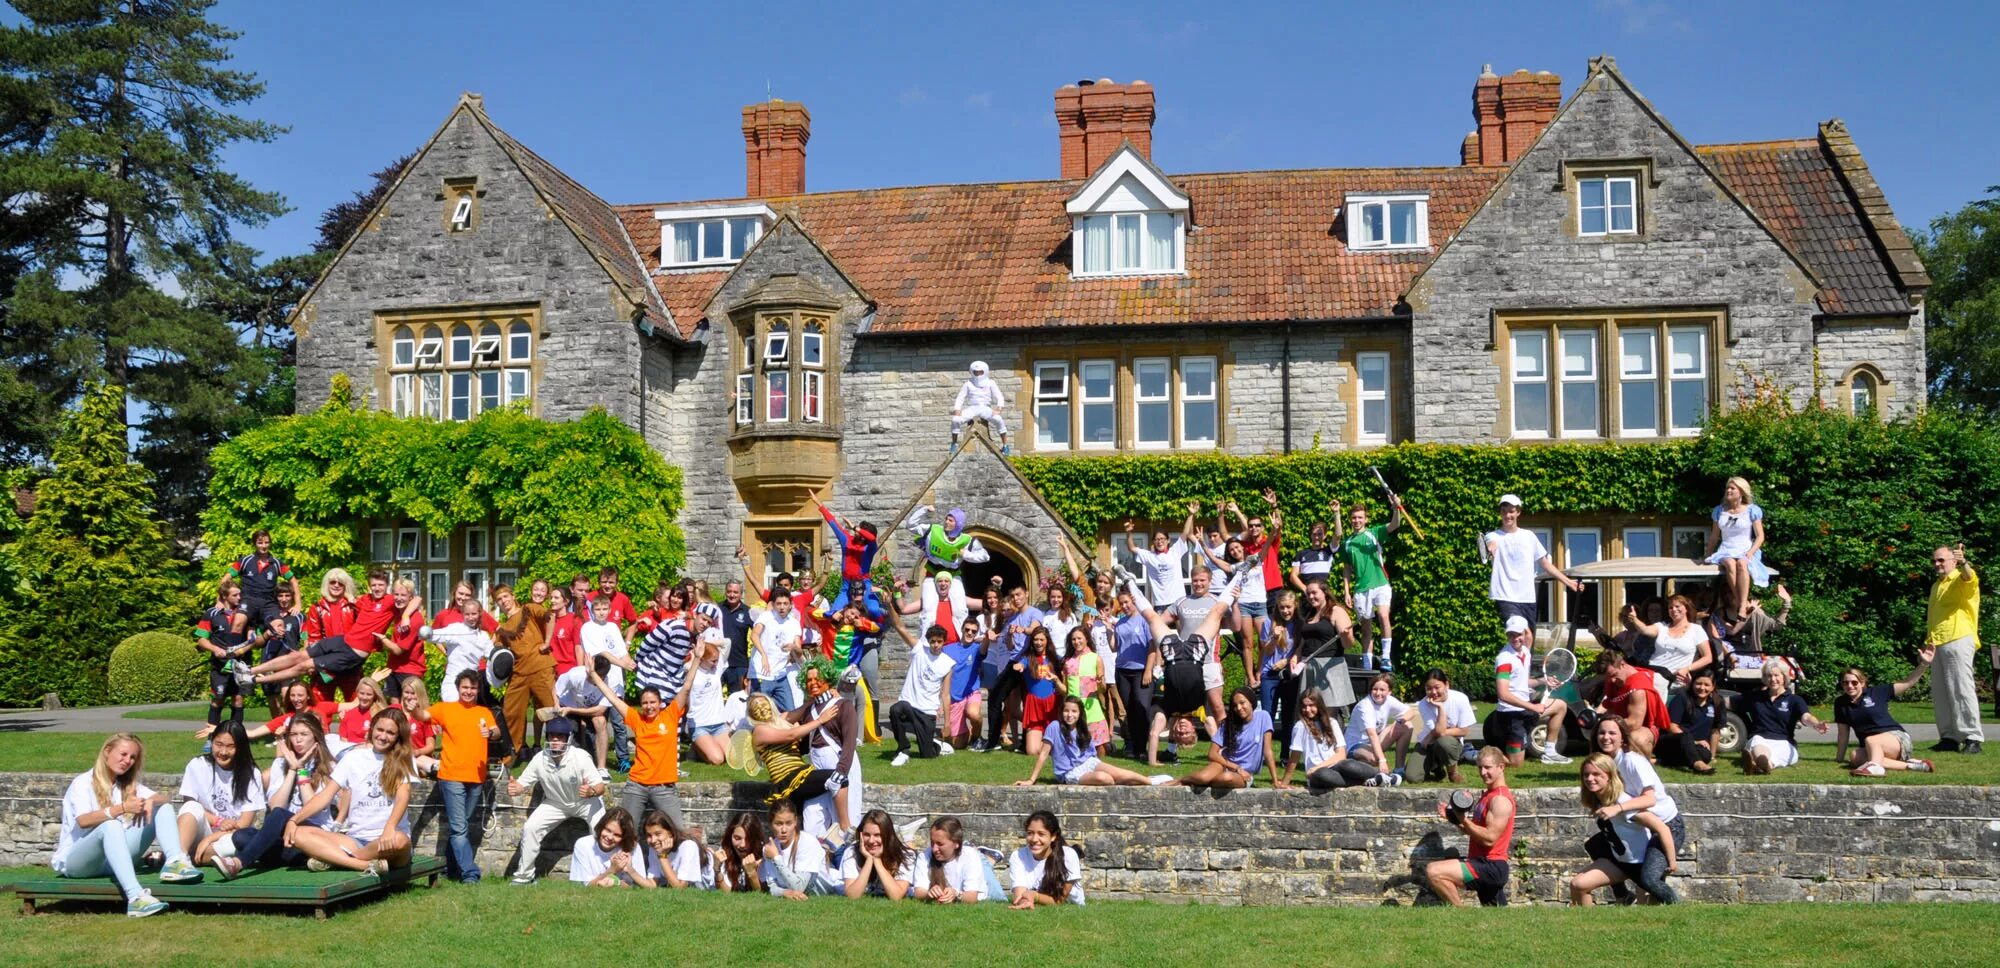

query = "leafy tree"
[1914, 188, 2000, 414]
[314, 151, 413, 254]
[0, 383, 190, 706]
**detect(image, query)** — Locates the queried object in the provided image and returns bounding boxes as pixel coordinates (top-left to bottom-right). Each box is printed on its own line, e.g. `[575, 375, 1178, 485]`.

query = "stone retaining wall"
[4, 773, 1995, 905]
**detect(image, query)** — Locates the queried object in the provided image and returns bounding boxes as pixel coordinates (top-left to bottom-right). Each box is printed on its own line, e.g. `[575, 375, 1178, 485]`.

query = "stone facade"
[7, 773, 1996, 905]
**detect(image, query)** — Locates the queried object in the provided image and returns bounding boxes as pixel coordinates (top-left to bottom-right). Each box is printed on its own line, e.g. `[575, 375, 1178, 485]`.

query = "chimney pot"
[1466, 66, 1560, 165]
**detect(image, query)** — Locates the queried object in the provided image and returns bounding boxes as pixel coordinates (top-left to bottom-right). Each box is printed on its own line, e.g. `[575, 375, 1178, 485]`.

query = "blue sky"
[215, 0, 1992, 260]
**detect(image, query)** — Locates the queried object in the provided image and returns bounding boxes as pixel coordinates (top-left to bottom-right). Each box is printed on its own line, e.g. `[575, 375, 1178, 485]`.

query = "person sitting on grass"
[716, 812, 766, 893]
[396, 678, 441, 777]
[284, 708, 415, 876]
[507, 717, 607, 885]
[1834, 654, 1938, 777]
[175, 720, 266, 880]
[643, 810, 713, 889]
[1279, 688, 1384, 791]
[684, 635, 734, 766]
[1018, 694, 1167, 787]
[1423, 746, 1515, 907]
[1009, 810, 1083, 907]
[1660, 670, 1722, 775]
[227, 712, 335, 874]
[1569, 752, 1680, 906]
[760, 799, 833, 899]
[1345, 672, 1416, 775]
[328, 676, 393, 753]
[1734, 662, 1827, 774]
[1117, 557, 1260, 757]
[570, 806, 655, 888]
[1587, 717, 1681, 904]
[51, 733, 203, 917]
[841, 808, 915, 899]
[1414, 669, 1476, 783]
[914, 816, 999, 904]
[1492, 614, 1573, 766]
[886, 623, 955, 767]
[1169, 686, 1279, 791]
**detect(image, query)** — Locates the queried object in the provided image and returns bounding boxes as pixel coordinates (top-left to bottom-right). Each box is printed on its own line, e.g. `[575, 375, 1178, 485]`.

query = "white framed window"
[801, 323, 823, 368]
[1079, 360, 1115, 448]
[478, 370, 501, 413]
[448, 372, 472, 421]
[1559, 328, 1599, 437]
[763, 322, 789, 365]
[450, 195, 473, 231]
[473, 322, 501, 362]
[419, 373, 443, 420]
[1347, 195, 1430, 250]
[507, 320, 532, 362]
[449, 324, 473, 366]
[1074, 211, 1183, 276]
[395, 528, 420, 562]
[426, 530, 451, 561]
[765, 370, 788, 422]
[1622, 527, 1662, 559]
[415, 335, 443, 366]
[657, 206, 772, 268]
[1672, 526, 1708, 561]
[494, 526, 518, 562]
[1668, 326, 1708, 435]
[734, 373, 753, 426]
[390, 374, 415, 418]
[1181, 356, 1218, 447]
[463, 568, 490, 603]
[802, 370, 823, 423]
[465, 527, 491, 562]
[369, 528, 394, 564]
[504, 369, 530, 405]
[1355, 351, 1390, 443]
[1511, 331, 1550, 437]
[1578, 176, 1638, 236]
[1849, 370, 1878, 414]
[1034, 362, 1071, 449]
[1134, 357, 1172, 448]
[1563, 528, 1603, 622]
[427, 570, 452, 610]
[494, 568, 519, 592]
[1618, 327, 1659, 437]
[391, 326, 415, 368]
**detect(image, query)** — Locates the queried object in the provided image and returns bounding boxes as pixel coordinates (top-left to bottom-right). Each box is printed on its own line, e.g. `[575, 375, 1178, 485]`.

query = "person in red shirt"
[301, 569, 358, 646]
[589, 567, 638, 629]
[1424, 747, 1517, 907]
[198, 680, 335, 743]
[246, 570, 396, 701]
[629, 582, 684, 643]
[1597, 646, 1669, 759]
[547, 586, 584, 677]
[375, 578, 429, 701]
[432, 580, 499, 634]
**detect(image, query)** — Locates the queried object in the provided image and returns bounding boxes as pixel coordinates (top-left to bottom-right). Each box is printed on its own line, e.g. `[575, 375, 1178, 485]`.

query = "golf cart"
[1524, 556, 1790, 758]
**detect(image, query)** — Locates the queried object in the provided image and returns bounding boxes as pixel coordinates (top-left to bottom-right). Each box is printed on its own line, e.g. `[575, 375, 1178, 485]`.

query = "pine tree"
[0, 383, 189, 705]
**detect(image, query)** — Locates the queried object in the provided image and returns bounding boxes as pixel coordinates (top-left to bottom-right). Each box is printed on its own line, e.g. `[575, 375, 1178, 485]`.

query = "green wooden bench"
[13, 855, 445, 919]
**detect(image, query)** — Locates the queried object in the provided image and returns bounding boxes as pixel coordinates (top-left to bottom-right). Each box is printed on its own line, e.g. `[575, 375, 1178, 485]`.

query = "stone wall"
[7, 774, 1994, 905]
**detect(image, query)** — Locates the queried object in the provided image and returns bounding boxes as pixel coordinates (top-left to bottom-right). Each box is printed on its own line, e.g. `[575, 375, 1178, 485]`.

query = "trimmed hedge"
[200, 396, 687, 600]
[107, 632, 204, 705]
[1016, 404, 2000, 702]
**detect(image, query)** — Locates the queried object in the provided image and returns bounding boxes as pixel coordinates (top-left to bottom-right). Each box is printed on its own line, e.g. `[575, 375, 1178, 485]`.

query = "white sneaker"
[936, 743, 955, 757]
[1383, 772, 1404, 787]
[891, 753, 910, 767]
[306, 857, 330, 872]
[510, 871, 537, 885]
[1540, 748, 1574, 765]
[214, 855, 243, 880]
[126, 890, 168, 918]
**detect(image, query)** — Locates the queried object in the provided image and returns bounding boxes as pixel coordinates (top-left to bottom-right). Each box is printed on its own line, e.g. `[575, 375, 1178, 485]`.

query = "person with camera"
[1423, 746, 1516, 906]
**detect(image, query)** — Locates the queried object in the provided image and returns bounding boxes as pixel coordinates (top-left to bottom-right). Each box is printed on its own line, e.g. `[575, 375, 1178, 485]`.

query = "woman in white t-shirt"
[913, 816, 998, 903]
[1570, 753, 1679, 905]
[285, 707, 415, 875]
[1589, 717, 1684, 904]
[1279, 689, 1385, 790]
[1344, 674, 1416, 772]
[1621, 594, 1713, 694]
[685, 636, 732, 766]
[1009, 810, 1084, 907]
[50, 733, 202, 917]
[571, 806, 656, 887]
[175, 720, 267, 878]
[759, 800, 831, 899]
[641, 810, 713, 889]
[840, 808, 914, 899]
[227, 712, 336, 873]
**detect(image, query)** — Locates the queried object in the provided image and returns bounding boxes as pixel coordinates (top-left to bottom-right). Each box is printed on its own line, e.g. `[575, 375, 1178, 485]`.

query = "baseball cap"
[1504, 615, 1531, 635]
[1497, 493, 1524, 509]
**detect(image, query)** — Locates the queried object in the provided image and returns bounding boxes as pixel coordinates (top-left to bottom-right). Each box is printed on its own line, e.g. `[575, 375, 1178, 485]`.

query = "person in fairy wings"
[813, 496, 884, 622]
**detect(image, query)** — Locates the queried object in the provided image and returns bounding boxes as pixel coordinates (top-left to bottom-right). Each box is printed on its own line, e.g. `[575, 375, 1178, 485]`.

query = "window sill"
[1070, 268, 1187, 280]
[1347, 243, 1429, 253]
[657, 262, 741, 274]
[729, 423, 843, 444]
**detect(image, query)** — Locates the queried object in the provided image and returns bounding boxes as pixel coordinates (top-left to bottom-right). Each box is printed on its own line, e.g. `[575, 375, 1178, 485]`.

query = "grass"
[0, 872, 1993, 967]
[119, 705, 214, 722]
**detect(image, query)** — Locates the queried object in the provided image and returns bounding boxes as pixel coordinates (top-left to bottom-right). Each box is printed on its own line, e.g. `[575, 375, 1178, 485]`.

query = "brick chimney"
[742, 99, 810, 197]
[1465, 66, 1561, 165]
[1055, 78, 1155, 180]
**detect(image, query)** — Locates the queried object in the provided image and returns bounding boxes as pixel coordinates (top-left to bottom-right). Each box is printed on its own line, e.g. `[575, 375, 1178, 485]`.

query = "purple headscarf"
[945, 508, 966, 538]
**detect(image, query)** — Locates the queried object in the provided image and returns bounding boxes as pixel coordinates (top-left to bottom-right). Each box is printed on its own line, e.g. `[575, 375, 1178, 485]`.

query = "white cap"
[1497, 493, 1524, 509]
[1504, 615, 1531, 635]
[970, 360, 989, 374]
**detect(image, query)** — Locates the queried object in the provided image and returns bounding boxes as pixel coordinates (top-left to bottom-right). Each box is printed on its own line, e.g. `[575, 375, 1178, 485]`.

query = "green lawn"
[119, 704, 215, 722]
[0, 873, 1991, 967]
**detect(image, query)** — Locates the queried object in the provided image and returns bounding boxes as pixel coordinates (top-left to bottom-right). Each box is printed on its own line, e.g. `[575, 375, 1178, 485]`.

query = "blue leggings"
[826, 579, 883, 622]
[56, 803, 189, 900]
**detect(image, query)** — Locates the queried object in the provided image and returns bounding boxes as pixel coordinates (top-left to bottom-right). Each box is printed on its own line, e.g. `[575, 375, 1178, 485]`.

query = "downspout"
[1281, 321, 1294, 453]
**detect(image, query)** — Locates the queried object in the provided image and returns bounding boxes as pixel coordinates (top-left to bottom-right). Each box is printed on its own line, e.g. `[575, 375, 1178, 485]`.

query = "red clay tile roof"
[1697, 140, 1912, 316]
[610, 142, 1912, 339]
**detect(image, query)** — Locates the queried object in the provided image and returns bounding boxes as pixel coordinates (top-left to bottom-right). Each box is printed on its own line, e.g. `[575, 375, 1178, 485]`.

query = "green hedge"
[200, 396, 687, 599]
[1016, 404, 2000, 702]
[106, 632, 205, 705]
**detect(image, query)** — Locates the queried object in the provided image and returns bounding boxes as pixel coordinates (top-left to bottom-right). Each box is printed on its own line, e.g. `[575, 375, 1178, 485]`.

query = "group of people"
[45, 468, 1982, 914]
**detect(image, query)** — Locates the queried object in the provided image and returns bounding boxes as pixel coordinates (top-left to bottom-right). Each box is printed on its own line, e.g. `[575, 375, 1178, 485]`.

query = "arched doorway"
[958, 527, 1036, 598]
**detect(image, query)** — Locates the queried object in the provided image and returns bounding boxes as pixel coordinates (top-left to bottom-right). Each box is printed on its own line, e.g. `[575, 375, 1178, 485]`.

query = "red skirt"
[1023, 684, 1058, 732]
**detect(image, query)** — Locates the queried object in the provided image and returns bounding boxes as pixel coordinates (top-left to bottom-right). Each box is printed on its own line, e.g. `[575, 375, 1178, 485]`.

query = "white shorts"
[1747, 735, 1800, 768]
[177, 801, 214, 839]
[1060, 758, 1104, 784]
[952, 407, 1007, 435]
[1201, 661, 1225, 692]
[1355, 585, 1393, 617]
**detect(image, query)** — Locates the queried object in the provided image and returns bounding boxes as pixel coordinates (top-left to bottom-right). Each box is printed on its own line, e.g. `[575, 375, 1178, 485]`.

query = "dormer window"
[1346, 194, 1429, 251]
[1065, 144, 1190, 279]
[655, 203, 777, 268]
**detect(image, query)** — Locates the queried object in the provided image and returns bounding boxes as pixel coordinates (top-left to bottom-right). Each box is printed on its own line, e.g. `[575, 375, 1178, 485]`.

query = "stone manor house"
[294, 56, 1928, 616]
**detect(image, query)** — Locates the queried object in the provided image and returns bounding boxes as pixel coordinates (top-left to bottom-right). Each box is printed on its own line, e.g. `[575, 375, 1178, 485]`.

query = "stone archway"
[958, 526, 1036, 599]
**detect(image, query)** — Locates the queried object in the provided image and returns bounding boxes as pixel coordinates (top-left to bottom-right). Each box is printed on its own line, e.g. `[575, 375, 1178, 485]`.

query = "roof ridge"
[1694, 138, 1817, 152]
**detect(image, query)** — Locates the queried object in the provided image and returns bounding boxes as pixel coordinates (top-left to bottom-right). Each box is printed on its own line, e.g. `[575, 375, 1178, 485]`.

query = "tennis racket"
[1537, 647, 1577, 702]
[725, 730, 763, 777]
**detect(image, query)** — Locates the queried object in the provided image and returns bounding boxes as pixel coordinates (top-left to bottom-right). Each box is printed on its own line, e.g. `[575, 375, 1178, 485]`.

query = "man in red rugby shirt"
[588, 567, 638, 629]
[246, 570, 397, 701]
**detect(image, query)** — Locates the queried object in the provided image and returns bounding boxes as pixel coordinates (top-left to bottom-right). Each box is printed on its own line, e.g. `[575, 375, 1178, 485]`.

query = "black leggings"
[888, 701, 939, 757]
[229, 806, 305, 869]
[985, 665, 1024, 748]
[1657, 730, 1713, 769]
[1307, 760, 1381, 790]
[1115, 668, 1154, 757]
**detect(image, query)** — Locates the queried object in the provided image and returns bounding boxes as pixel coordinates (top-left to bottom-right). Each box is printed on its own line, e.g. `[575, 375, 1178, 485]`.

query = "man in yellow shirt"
[1926, 544, 1983, 755]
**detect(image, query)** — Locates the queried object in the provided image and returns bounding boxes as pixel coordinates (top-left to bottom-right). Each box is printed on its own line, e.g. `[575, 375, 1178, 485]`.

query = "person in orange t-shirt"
[424, 671, 498, 882]
[588, 661, 690, 836]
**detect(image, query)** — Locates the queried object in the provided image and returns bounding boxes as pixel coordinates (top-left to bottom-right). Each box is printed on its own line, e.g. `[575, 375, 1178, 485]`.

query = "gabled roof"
[1066, 141, 1190, 214]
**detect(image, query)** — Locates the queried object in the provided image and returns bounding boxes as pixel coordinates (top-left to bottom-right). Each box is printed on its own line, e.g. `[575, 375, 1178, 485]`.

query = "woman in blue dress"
[1703, 476, 1769, 622]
